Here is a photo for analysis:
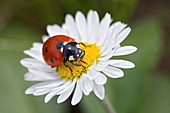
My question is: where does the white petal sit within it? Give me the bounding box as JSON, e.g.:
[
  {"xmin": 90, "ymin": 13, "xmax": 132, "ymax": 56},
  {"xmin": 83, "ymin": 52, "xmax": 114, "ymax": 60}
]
[
  {"xmin": 71, "ymin": 80, "xmax": 83, "ymax": 105},
  {"xmin": 28, "ymin": 68, "xmax": 58, "ymax": 80},
  {"xmin": 25, "ymin": 81, "xmax": 55, "ymax": 94},
  {"xmin": 44, "ymin": 81, "xmax": 71, "ymax": 103},
  {"xmin": 103, "ymin": 23, "xmax": 118, "ymax": 46},
  {"xmin": 102, "ymin": 66, "xmax": 124, "ymax": 78},
  {"xmin": 57, "ymin": 79, "xmax": 76, "ymax": 103},
  {"xmin": 20, "ymin": 58, "xmax": 55, "ymax": 72},
  {"xmin": 95, "ymin": 61, "xmax": 109, "ymax": 71},
  {"xmin": 24, "ymin": 72, "xmax": 47, "ymax": 81},
  {"xmin": 47, "ymin": 24, "xmax": 63, "ymax": 37},
  {"xmin": 64, "ymin": 14, "xmax": 79, "ymax": 40},
  {"xmin": 98, "ymin": 50, "xmax": 115, "ymax": 61},
  {"xmin": 93, "ymin": 83, "xmax": 105, "ymax": 100},
  {"xmin": 31, "ymin": 42, "xmax": 43, "ymax": 52},
  {"xmin": 99, "ymin": 45, "xmax": 121, "ymax": 61},
  {"xmin": 44, "ymin": 80, "xmax": 73, "ymax": 103},
  {"xmin": 75, "ymin": 11, "xmax": 87, "ymax": 42},
  {"xmin": 33, "ymin": 88, "xmax": 51, "ymax": 96},
  {"xmin": 100, "ymin": 22, "xmax": 127, "ymax": 56},
  {"xmin": 82, "ymin": 90, "xmax": 90, "ymax": 96},
  {"xmin": 44, "ymin": 90, "xmax": 58, "ymax": 103},
  {"xmin": 115, "ymin": 22, "xmax": 127, "ymax": 32},
  {"xmin": 113, "ymin": 27, "xmax": 131, "ymax": 46},
  {"xmin": 79, "ymin": 76, "xmax": 90, "ymax": 96},
  {"xmin": 88, "ymin": 70, "xmax": 98, "ymax": 80},
  {"xmin": 94, "ymin": 72, "xmax": 107, "ymax": 85},
  {"xmin": 57, "ymin": 79, "xmax": 76, "ymax": 95},
  {"xmin": 111, "ymin": 22, "xmax": 127, "ymax": 44},
  {"xmin": 108, "ymin": 60, "xmax": 135, "ymax": 69},
  {"xmin": 42, "ymin": 35, "xmax": 49, "ymax": 42},
  {"xmin": 36, "ymin": 79, "xmax": 65, "ymax": 89},
  {"xmin": 24, "ymin": 50, "xmax": 44, "ymax": 62},
  {"xmin": 87, "ymin": 10, "xmax": 99, "ymax": 43},
  {"xmin": 51, "ymin": 80, "xmax": 72, "ymax": 91},
  {"xmin": 83, "ymin": 78, "xmax": 93, "ymax": 92},
  {"xmin": 96, "ymin": 13, "xmax": 112, "ymax": 46},
  {"xmin": 113, "ymin": 46, "xmax": 137, "ymax": 56}
]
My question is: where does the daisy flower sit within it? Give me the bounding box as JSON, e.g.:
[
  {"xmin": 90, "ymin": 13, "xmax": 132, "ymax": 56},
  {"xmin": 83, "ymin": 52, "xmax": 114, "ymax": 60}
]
[{"xmin": 20, "ymin": 10, "xmax": 137, "ymax": 106}]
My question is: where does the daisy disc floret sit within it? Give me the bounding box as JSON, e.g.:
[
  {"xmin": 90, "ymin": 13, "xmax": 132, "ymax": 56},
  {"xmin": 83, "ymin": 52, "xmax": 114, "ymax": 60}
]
[{"xmin": 20, "ymin": 10, "xmax": 137, "ymax": 105}]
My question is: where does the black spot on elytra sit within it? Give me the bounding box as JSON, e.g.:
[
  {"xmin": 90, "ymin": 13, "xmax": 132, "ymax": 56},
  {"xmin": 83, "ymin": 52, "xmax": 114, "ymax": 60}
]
[
  {"xmin": 50, "ymin": 58, "xmax": 54, "ymax": 63},
  {"xmin": 45, "ymin": 47, "xmax": 48, "ymax": 53}
]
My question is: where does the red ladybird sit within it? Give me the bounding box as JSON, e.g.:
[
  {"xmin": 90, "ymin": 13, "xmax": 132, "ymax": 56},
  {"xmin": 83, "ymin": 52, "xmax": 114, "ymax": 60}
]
[{"xmin": 42, "ymin": 35, "xmax": 86, "ymax": 71}]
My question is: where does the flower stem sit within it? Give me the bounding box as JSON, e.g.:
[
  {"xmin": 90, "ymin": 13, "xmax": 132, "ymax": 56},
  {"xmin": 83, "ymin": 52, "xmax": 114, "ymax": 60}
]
[{"xmin": 100, "ymin": 96, "xmax": 117, "ymax": 113}]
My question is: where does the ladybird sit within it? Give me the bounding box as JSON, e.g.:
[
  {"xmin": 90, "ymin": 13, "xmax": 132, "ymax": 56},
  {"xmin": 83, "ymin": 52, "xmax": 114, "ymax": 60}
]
[{"xmin": 42, "ymin": 35, "xmax": 86, "ymax": 72}]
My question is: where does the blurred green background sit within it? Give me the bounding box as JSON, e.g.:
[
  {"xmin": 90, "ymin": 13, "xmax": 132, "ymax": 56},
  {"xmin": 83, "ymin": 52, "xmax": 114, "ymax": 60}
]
[{"xmin": 0, "ymin": 0, "xmax": 170, "ymax": 113}]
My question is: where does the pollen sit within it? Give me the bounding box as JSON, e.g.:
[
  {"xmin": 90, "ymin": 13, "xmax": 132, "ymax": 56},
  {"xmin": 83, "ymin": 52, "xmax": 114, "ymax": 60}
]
[{"xmin": 57, "ymin": 43, "xmax": 100, "ymax": 80}]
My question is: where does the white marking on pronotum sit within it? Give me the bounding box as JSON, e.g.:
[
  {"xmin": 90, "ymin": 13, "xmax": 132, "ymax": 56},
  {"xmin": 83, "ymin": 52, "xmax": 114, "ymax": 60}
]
[
  {"xmin": 68, "ymin": 47, "xmax": 71, "ymax": 50},
  {"xmin": 63, "ymin": 42, "xmax": 68, "ymax": 45},
  {"xmin": 69, "ymin": 55, "xmax": 74, "ymax": 60},
  {"xmin": 60, "ymin": 47, "xmax": 63, "ymax": 53},
  {"xmin": 76, "ymin": 44, "xmax": 80, "ymax": 48}
]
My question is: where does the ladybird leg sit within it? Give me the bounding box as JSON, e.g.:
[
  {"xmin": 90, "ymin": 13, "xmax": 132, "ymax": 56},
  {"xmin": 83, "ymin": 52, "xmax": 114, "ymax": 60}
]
[
  {"xmin": 63, "ymin": 61, "xmax": 73, "ymax": 74},
  {"xmin": 80, "ymin": 50, "xmax": 85, "ymax": 60},
  {"xmin": 78, "ymin": 42, "xmax": 91, "ymax": 47},
  {"xmin": 81, "ymin": 60, "xmax": 87, "ymax": 64},
  {"xmin": 78, "ymin": 42, "xmax": 86, "ymax": 47},
  {"xmin": 69, "ymin": 60, "xmax": 86, "ymax": 69},
  {"xmin": 80, "ymin": 50, "xmax": 87, "ymax": 64}
]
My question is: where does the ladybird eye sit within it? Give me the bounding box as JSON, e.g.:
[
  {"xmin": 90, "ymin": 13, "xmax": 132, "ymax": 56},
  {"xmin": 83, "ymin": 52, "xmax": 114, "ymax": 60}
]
[
  {"xmin": 45, "ymin": 47, "xmax": 48, "ymax": 53},
  {"xmin": 50, "ymin": 58, "xmax": 55, "ymax": 63}
]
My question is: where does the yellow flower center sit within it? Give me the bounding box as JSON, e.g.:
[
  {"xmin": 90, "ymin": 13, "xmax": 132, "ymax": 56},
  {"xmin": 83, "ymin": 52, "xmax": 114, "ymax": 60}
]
[{"xmin": 57, "ymin": 43, "xmax": 100, "ymax": 80}]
